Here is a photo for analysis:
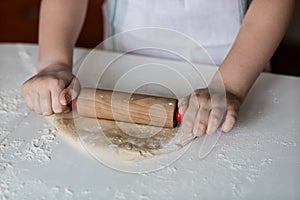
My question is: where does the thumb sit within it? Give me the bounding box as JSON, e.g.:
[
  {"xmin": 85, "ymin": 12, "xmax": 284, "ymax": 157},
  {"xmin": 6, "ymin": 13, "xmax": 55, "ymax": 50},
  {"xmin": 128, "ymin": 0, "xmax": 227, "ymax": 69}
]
[
  {"xmin": 59, "ymin": 77, "xmax": 81, "ymax": 106},
  {"xmin": 178, "ymin": 96, "xmax": 189, "ymax": 115}
]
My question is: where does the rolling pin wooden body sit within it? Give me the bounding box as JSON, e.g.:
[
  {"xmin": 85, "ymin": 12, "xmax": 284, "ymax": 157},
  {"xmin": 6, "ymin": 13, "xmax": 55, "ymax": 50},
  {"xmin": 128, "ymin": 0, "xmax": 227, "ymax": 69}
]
[{"xmin": 74, "ymin": 88, "xmax": 179, "ymax": 128}]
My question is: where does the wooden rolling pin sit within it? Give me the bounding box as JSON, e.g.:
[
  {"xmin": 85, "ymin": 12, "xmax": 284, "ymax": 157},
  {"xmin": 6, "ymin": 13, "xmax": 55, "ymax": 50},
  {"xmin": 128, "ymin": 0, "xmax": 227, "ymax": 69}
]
[{"xmin": 71, "ymin": 88, "xmax": 182, "ymax": 128}]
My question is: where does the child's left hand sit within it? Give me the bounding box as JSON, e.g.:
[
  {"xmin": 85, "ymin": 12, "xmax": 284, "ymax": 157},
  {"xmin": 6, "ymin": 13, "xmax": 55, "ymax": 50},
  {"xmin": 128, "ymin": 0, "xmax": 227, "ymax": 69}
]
[{"xmin": 178, "ymin": 88, "xmax": 241, "ymax": 136}]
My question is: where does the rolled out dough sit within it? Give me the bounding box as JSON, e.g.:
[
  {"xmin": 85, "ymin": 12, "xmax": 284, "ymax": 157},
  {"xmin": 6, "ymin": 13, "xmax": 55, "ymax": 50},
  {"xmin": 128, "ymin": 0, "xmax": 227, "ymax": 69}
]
[{"xmin": 46, "ymin": 112, "xmax": 195, "ymax": 162}]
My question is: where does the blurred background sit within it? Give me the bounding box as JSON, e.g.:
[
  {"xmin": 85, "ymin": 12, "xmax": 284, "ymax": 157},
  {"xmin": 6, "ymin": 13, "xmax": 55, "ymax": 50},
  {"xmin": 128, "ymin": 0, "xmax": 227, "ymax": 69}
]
[{"xmin": 0, "ymin": 0, "xmax": 299, "ymax": 76}]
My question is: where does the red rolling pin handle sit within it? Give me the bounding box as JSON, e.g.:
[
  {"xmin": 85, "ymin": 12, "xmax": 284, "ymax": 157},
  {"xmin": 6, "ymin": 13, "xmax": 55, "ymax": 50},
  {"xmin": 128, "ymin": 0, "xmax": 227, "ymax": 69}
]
[
  {"xmin": 70, "ymin": 100, "xmax": 77, "ymax": 110},
  {"xmin": 176, "ymin": 112, "xmax": 182, "ymax": 123}
]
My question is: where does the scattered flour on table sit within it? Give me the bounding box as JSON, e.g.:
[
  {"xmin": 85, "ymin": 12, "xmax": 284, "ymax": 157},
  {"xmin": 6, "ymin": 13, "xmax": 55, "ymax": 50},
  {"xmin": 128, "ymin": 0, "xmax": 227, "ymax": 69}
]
[
  {"xmin": 0, "ymin": 162, "xmax": 13, "ymax": 174},
  {"xmin": 0, "ymin": 127, "xmax": 9, "ymax": 142},
  {"xmin": 0, "ymin": 47, "xmax": 109, "ymax": 199},
  {"xmin": 64, "ymin": 187, "xmax": 74, "ymax": 195},
  {"xmin": 23, "ymin": 127, "xmax": 57, "ymax": 163},
  {"xmin": 138, "ymin": 194, "xmax": 150, "ymax": 200},
  {"xmin": 113, "ymin": 190, "xmax": 127, "ymax": 200},
  {"xmin": 165, "ymin": 165, "xmax": 177, "ymax": 175},
  {"xmin": 0, "ymin": 88, "xmax": 29, "ymax": 142},
  {"xmin": 0, "ymin": 121, "xmax": 59, "ymax": 199},
  {"xmin": 0, "ymin": 85, "xmax": 65, "ymax": 199},
  {"xmin": 112, "ymin": 189, "xmax": 144, "ymax": 200},
  {"xmin": 0, "ymin": 175, "xmax": 85, "ymax": 200},
  {"xmin": 0, "ymin": 163, "xmax": 20, "ymax": 200},
  {"xmin": 0, "ymin": 89, "xmax": 25, "ymax": 115},
  {"xmin": 269, "ymin": 90, "xmax": 280, "ymax": 104},
  {"xmin": 0, "ymin": 124, "xmax": 96, "ymax": 200},
  {"xmin": 0, "ymin": 179, "xmax": 10, "ymax": 200},
  {"xmin": 0, "ymin": 138, "xmax": 24, "ymax": 161},
  {"xmin": 0, "ymin": 162, "xmax": 14, "ymax": 199}
]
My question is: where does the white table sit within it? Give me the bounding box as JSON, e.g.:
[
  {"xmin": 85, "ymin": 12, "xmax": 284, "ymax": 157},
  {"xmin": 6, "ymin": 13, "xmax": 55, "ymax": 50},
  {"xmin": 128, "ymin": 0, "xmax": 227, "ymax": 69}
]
[{"xmin": 0, "ymin": 44, "xmax": 299, "ymax": 199}]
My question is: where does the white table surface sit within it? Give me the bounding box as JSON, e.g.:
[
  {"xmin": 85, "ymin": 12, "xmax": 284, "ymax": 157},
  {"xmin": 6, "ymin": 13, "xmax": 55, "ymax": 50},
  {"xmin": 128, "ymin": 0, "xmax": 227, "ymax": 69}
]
[{"xmin": 0, "ymin": 44, "xmax": 299, "ymax": 200}]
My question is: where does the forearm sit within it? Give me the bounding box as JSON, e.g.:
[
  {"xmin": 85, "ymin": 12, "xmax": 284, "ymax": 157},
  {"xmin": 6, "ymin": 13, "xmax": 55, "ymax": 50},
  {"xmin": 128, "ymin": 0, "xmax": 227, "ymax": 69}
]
[
  {"xmin": 219, "ymin": 0, "xmax": 295, "ymax": 101},
  {"xmin": 38, "ymin": 0, "xmax": 89, "ymax": 72}
]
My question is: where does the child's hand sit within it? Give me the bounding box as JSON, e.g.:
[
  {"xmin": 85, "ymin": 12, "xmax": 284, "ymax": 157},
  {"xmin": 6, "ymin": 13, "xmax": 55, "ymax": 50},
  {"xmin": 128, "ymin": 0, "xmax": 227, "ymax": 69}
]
[
  {"xmin": 22, "ymin": 66, "xmax": 80, "ymax": 115},
  {"xmin": 178, "ymin": 88, "xmax": 241, "ymax": 136}
]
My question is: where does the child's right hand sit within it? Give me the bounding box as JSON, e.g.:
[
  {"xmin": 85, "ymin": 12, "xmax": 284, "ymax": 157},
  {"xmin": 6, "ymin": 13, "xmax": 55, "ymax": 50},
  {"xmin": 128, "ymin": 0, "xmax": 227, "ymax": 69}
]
[{"xmin": 22, "ymin": 66, "xmax": 80, "ymax": 115}]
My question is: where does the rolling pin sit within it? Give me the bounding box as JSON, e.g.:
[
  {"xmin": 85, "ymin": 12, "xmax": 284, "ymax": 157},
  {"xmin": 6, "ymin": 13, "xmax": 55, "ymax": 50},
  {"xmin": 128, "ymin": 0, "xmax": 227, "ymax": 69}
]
[{"xmin": 71, "ymin": 88, "xmax": 182, "ymax": 128}]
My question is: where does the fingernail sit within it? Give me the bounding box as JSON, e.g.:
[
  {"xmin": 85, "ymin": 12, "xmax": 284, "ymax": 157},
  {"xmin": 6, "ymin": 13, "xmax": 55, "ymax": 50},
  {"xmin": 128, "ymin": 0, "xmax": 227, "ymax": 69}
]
[
  {"xmin": 65, "ymin": 94, "xmax": 71, "ymax": 104},
  {"xmin": 53, "ymin": 106, "xmax": 63, "ymax": 113},
  {"xmin": 192, "ymin": 127, "xmax": 198, "ymax": 137},
  {"xmin": 206, "ymin": 125, "xmax": 213, "ymax": 135},
  {"xmin": 43, "ymin": 112, "xmax": 50, "ymax": 116},
  {"xmin": 221, "ymin": 123, "xmax": 230, "ymax": 132},
  {"xmin": 206, "ymin": 130, "xmax": 212, "ymax": 135},
  {"xmin": 179, "ymin": 106, "xmax": 183, "ymax": 114}
]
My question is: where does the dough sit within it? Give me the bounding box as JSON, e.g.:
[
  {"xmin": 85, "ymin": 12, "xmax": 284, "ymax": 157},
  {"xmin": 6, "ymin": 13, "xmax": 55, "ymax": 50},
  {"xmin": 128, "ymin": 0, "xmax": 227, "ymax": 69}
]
[{"xmin": 46, "ymin": 112, "xmax": 195, "ymax": 162}]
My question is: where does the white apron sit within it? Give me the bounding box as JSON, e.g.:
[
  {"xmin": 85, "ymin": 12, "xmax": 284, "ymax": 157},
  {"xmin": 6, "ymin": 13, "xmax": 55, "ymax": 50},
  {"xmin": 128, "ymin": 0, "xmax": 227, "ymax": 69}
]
[{"xmin": 102, "ymin": 0, "xmax": 249, "ymax": 65}]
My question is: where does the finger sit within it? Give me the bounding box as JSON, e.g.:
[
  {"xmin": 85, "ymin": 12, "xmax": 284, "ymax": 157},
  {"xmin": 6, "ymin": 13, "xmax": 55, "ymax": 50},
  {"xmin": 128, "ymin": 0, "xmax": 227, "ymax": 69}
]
[
  {"xmin": 23, "ymin": 93, "xmax": 33, "ymax": 111},
  {"xmin": 207, "ymin": 107, "xmax": 224, "ymax": 135},
  {"xmin": 221, "ymin": 109, "xmax": 238, "ymax": 132},
  {"xmin": 22, "ymin": 84, "xmax": 33, "ymax": 110},
  {"xmin": 193, "ymin": 107, "xmax": 210, "ymax": 136},
  {"xmin": 39, "ymin": 90, "xmax": 53, "ymax": 115},
  {"xmin": 51, "ymin": 89, "xmax": 63, "ymax": 113},
  {"xmin": 32, "ymin": 93, "xmax": 42, "ymax": 114},
  {"xmin": 59, "ymin": 77, "xmax": 80, "ymax": 106},
  {"xmin": 181, "ymin": 92, "xmax": 199, "ymax": 134},
  {"xmin": 178, "ymin": 96, "xmax": 189, "ymax": 115},
  {"xmin": 59, "ymin": 90, "xmax": 72, "ymax": 106}
]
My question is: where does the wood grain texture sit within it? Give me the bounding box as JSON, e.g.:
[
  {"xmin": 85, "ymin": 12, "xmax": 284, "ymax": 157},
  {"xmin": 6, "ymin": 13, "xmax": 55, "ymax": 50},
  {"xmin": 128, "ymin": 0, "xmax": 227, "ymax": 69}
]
[{"xmin": 77, "ymin": 88, "xmax": 178, "ymax": 128}]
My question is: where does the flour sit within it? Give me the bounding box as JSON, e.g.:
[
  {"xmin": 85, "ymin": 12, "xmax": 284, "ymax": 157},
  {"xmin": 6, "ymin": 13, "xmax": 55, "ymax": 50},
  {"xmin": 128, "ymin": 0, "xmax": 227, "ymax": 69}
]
[
  {"xmin": 0, "ymin": 162, "xmax": 13, "ymax": 174},
  {"xmin": 64, "ymin": 187, "xmax": 74, "ymax": 195},
  {"xmin": 0, "ymin": 45, "xmax": 70, "ymax": 199},
  {"xmin": 0, "ymin": 180, "xmax": 9, "ymax": 200},
  {"xmin": 274, "ymin": 140, "xmax": 297, "ymax": 147},
  {"xmin": 230, "ymin": 182, "xmax": 242, "ymax": 198},
  {"xmin": 0, "ymin": 88, "xmax": 29, "ymax": 152},
  {"xmin": 81, "ymin": 189, "xmax": 91, "ymax": 195},
  {"xmin": 165, "ymin": 165, "xmax": 177, "ymax": 175},
  {"xmin": 0, "ymin": 127, "xmax": 9, "ymax": 143},
  {"xmin": 269, "ymin": 90, "xmax": 280, "ymax": 104},
  {"xmin": 0, "ymin": 161, "xmax": 18, "ymax": 200},
  {"xmin": 17, "ymin": 44, "xmax": 37, "ymax": 75},
  {"xmin": 138, "ymin": 194, "xmax": 150, "ymax": 200},
  {"xmin": 1, "ymin": 44, "xmax": 299, "ymax": 199},
  {"xmin": 23, "ymin": 127, "xmax": 57, "ymax": 163},
  {"xmin": 0, "ymin": 126, "xmax": 58, "ymax": 198},
  {"xmin": 0, "ymin": 138, "xmax": 24, "ymax": 161},
  {"xmin": 0, "ymin": 89, "xmax": 25, "ymax": 115},
  {"xmin": 112, "ymin": 190, "xmax": 128, "ymax": 200}
]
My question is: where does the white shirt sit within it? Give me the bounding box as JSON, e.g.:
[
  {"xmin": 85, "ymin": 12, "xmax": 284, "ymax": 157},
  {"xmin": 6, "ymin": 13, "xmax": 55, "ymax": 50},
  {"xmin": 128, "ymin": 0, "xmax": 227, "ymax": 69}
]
[{"xmin": 102, "ymin": 0, "xmax": 249, "ymax": 65}]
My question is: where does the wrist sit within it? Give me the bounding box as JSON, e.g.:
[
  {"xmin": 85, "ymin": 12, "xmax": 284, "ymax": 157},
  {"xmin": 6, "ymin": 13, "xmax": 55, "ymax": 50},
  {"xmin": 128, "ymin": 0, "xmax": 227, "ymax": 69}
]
[
  {"xmin": 208, "ymin": 70, "xmax": 247, "ymax": 103},
  {"xmin": 222, "ymin": 83, "xmax": 247, "ymax": 103},
  {"xmin": 38, "ymin": 62, "xmax": 72, "ymax": 73}
]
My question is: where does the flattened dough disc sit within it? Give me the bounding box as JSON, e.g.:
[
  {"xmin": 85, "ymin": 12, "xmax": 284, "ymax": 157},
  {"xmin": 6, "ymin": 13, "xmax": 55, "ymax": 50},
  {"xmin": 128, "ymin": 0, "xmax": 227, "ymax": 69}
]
[{"xmin": 46, "ymin": 112, "xmax": 195, "ymax": 163}]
